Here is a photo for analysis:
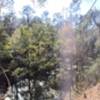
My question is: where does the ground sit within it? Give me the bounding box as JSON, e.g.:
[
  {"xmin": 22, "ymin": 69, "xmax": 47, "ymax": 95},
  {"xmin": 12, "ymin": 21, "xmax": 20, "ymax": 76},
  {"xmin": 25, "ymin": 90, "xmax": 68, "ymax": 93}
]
[{"xmin": 74, "ymin": 83, "xmax": 100, "ymax": 100}]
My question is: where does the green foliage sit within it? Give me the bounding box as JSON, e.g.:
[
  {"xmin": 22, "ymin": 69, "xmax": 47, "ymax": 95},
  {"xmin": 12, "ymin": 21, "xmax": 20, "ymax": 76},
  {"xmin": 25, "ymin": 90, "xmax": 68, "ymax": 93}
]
[{"xmin": 0, "ymin": 15, "xmax": 59, "ymax": 99}]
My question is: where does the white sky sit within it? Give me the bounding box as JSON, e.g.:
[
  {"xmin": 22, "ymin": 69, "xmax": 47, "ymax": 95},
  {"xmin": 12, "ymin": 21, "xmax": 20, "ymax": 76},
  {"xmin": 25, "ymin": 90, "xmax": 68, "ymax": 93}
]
[
  {"xmin": 14, "ymin": 0, "xmax": 34, "ymax": 17},
  {"xmin": 13, "ymin": 0, "xmax": 100, "ymax": 18},
  {"xmin": 14, "ymin": 0, "xmax": 72, "ymax": 17},
  {"xmin": 80, "ymin": 0, "xmax": 100, "ymax": 15}
]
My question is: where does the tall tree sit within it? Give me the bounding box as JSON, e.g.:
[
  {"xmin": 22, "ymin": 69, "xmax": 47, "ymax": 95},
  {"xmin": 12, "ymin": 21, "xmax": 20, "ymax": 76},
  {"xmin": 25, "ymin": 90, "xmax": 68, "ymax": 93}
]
[{"xmin": 2, "ymin": 17, "xmax": 60, "ymax": 99}]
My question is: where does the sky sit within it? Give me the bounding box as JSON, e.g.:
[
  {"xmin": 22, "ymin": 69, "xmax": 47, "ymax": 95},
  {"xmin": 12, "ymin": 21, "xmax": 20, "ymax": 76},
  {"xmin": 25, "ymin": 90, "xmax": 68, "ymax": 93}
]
[
  {"xmin": 81, "ymin": 0, "xmax": 100, "ymax": 14},
  {"xmin": 12, "ymin": 0, "xmax": 100, "ymax": 18},
  {"xmin": 13, "ymin": 0, "xmax": 72, "ymax": 18}
]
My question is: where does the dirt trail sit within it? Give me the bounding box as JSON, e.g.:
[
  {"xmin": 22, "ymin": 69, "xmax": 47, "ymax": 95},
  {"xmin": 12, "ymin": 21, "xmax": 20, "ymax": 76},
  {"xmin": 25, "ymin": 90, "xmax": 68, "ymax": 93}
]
[{"xmin": 75, "ymin": 83, "xmax": 100, "ymax": 100}]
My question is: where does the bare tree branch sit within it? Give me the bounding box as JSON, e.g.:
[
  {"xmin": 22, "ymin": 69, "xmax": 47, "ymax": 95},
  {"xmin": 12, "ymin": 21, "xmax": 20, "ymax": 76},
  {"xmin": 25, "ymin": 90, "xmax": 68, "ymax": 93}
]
[
  {"xmin": 0, "ymin": 66, "xmax": 11, "ymax": 87},
  {"xmin": 80, "ymin": 0, "xmax": 98, "ymax": 23}
]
